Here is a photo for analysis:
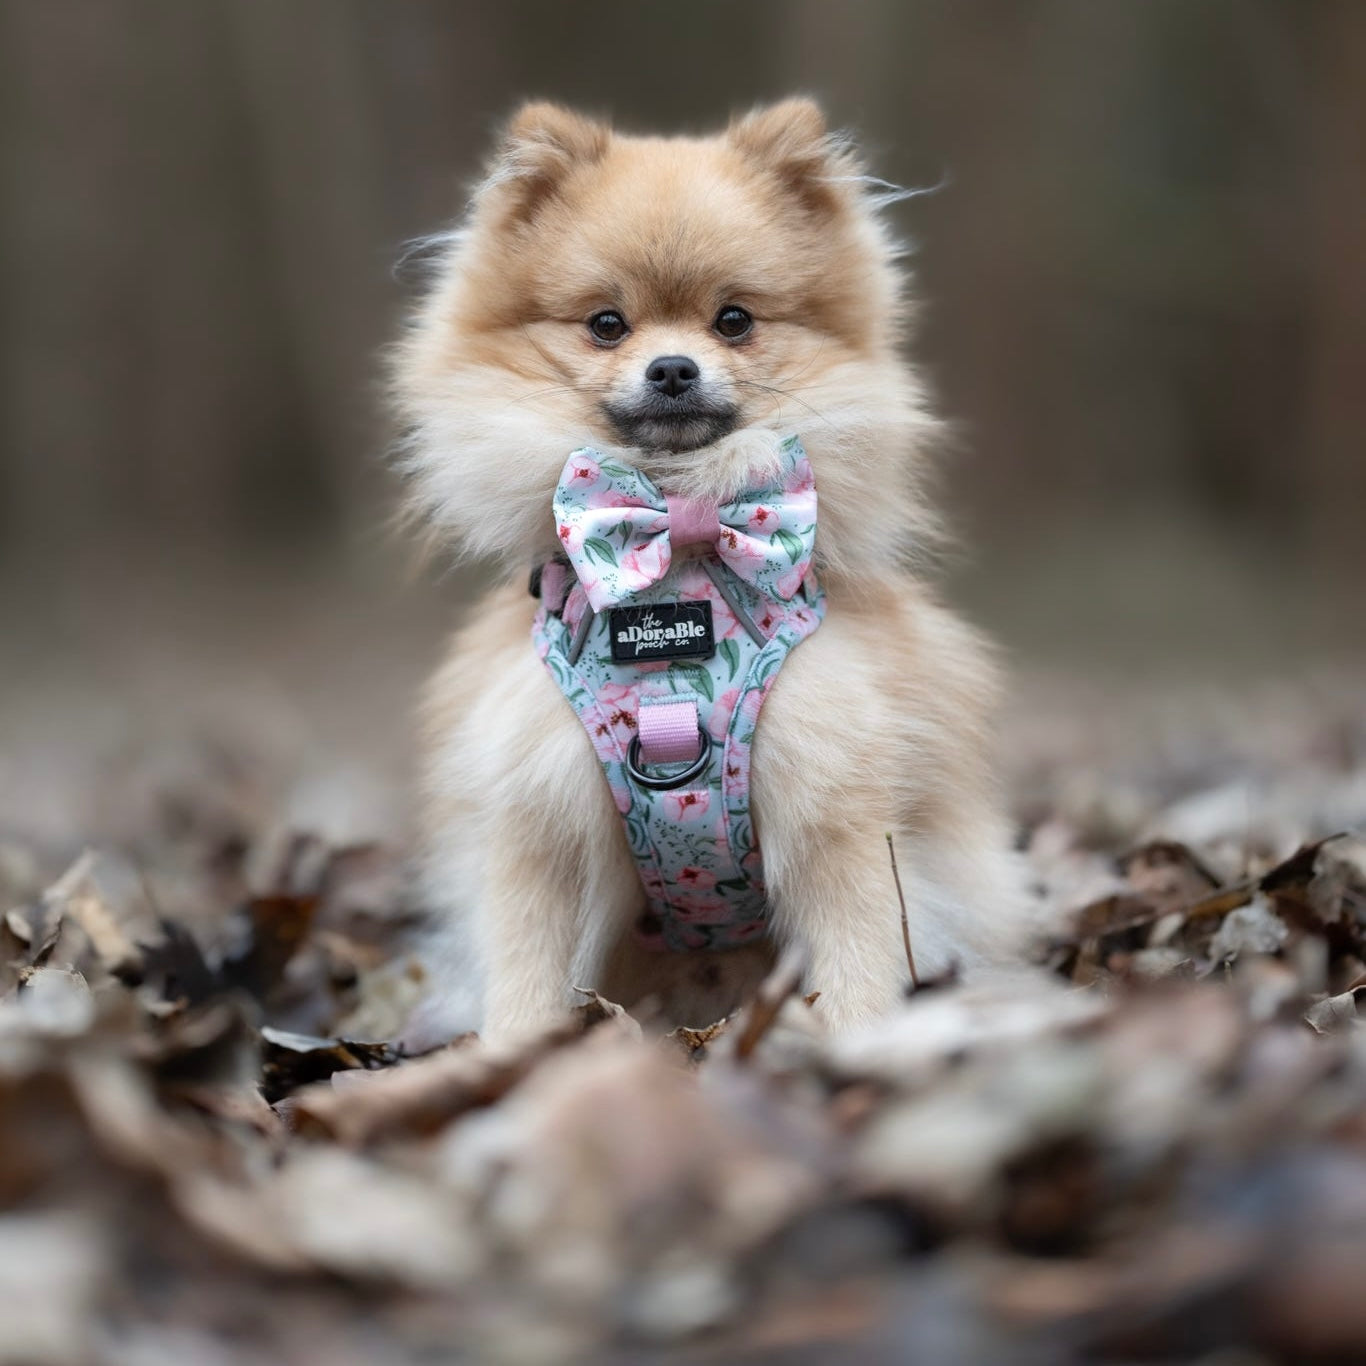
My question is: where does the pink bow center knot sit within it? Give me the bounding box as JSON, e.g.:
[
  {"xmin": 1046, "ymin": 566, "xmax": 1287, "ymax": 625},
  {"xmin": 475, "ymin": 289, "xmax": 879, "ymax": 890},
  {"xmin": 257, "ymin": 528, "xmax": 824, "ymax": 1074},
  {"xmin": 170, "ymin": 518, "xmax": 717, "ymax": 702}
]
[{"xmin": 664, "ymin": 495, "xmax": 720, "ymax": 551}]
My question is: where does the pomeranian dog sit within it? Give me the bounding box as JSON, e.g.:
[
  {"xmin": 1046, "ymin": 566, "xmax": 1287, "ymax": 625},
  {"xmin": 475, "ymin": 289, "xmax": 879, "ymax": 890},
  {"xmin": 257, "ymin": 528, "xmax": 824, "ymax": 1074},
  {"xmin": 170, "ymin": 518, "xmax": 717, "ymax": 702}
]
[{"xmin": 391, "ymin": 98, "xmax": 1031, "ymax": 1046}]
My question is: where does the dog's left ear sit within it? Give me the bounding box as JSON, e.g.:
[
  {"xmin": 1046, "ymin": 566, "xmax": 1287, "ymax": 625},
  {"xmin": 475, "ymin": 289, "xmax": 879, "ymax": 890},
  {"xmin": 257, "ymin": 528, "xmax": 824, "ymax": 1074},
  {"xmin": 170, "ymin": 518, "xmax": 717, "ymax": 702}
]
[{"xmin": 727, "ymin": 98, "xmax": 852, "ymax": 210}]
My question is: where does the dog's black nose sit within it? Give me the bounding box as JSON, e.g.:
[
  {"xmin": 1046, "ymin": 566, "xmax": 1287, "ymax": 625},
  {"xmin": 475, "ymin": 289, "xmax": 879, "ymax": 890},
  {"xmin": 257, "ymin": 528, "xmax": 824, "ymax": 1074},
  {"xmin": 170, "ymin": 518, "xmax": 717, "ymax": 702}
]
[{"xmin": 645, "ymin": 355, "xmax": 700, "ymax": 398}]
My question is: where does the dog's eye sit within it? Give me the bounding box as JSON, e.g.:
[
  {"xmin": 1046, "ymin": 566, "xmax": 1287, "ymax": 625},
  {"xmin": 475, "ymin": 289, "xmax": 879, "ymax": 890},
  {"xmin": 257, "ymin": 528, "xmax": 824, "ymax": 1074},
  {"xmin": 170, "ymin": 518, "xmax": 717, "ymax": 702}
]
[
  {"xmin": 587, "ymin": 311, "xmax": 629, "ymax": 345},
  {"xmin": 714, "ymin": 305, "xmax": 753, "ymax": 341}
]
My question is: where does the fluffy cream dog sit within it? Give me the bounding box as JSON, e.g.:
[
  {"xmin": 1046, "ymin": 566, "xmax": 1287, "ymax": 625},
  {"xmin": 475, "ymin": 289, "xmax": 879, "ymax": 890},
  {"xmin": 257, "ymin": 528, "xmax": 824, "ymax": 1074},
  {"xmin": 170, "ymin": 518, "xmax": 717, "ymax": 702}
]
[{"xmin": 392, "ymin": 98, "xmax": 1030, "ymax": 1045}]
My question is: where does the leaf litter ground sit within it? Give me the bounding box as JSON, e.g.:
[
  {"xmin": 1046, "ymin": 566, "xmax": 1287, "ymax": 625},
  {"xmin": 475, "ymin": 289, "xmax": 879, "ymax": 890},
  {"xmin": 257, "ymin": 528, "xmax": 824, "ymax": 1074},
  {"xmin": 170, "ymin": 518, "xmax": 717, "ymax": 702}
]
[{"xmin": 2, "ymin": 684, "xmax": 1366, "ymax": 1365}]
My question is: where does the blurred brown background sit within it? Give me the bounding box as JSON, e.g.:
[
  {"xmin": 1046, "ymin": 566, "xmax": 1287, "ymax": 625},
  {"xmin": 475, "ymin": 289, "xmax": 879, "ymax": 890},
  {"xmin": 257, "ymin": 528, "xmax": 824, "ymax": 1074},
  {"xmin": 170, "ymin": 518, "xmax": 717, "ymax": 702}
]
[{"xmin": 1, "ymin": 0, "xmax": 1363, "ymax": 855}]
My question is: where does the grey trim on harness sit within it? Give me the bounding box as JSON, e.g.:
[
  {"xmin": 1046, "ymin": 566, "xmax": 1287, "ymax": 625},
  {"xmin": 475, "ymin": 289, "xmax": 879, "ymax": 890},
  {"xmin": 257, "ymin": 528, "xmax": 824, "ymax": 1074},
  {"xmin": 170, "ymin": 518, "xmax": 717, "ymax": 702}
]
[
  {"xmin": 700, "ymin": 560, "xmax": 767, "ymax": 647},
  {"xmin": 566, "ymin": 603, "xmax": 596, "ymax": 666}
]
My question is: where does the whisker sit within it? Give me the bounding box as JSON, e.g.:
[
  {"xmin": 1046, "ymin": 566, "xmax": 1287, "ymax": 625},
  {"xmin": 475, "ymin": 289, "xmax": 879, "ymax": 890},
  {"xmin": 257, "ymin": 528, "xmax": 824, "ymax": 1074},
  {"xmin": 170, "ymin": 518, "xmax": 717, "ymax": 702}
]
[
  {"xmin": 508, "ymin": 381, "xmax": 612, "ymax": 405},
  {"xmin": 735, "ymin": 378, "xmax": 836, "ymax": 429},
  {"xmin": 517, "ymin": 322, "xmax": 576, "ymax": 385},
  {"xmin": 766, "ymin": 337, "xmax": 828, "ymax": 392}
]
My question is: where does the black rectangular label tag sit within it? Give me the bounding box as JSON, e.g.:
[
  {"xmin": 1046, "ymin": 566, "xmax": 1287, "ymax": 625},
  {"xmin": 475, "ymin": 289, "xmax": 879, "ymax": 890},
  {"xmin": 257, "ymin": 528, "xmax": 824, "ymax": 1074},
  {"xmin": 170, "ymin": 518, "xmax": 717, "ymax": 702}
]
[{"xmin": 608, "ymin": 601, "xmax": 715, "ymax": 664}]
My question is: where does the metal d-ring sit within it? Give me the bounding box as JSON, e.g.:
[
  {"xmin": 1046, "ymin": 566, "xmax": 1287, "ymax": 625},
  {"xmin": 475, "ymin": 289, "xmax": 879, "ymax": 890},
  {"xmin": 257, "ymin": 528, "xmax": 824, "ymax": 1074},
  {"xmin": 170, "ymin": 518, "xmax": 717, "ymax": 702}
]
[{"xmin": 626, "ymin": 729, "xmax": 713, "ymax": 790}]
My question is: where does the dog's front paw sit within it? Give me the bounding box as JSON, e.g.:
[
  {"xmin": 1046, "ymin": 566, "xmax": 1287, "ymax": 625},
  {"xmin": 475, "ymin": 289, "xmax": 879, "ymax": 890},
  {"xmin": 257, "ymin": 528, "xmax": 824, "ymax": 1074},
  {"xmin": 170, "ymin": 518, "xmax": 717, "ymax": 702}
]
[
  {"xmin": 710, "ymin": 427, "xmax": 785, "ymax": 492},
  {"xmin": 396, "ymin": 991, "xmax": 479, "ymax": 1055},
  {"xmin": 805, "ymin": 993, "xmax": 890, "ymax": 1037}
]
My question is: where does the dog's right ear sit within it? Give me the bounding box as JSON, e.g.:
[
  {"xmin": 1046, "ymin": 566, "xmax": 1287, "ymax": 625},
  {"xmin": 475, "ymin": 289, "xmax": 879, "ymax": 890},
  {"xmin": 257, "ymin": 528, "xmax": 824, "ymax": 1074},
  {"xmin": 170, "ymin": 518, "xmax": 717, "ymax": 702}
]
[{"xmin": 481, "ymin": 102, "xmax": 611, "ymax": 223}]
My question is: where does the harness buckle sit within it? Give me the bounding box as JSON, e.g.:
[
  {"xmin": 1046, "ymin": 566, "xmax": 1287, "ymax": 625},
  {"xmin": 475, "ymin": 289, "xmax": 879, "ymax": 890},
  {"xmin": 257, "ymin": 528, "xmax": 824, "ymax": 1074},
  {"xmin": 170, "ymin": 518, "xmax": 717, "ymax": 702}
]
[{"xmin": 626, "ymin": 729, "xmax": 713, "ymax": 790}]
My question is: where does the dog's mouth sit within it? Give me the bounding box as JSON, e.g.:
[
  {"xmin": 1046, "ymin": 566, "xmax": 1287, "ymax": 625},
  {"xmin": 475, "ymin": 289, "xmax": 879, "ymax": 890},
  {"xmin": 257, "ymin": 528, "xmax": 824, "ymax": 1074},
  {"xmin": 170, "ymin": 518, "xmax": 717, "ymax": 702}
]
[{"xmin": 602, "ymin": 398, "xmax": 740, "ymax": 454}]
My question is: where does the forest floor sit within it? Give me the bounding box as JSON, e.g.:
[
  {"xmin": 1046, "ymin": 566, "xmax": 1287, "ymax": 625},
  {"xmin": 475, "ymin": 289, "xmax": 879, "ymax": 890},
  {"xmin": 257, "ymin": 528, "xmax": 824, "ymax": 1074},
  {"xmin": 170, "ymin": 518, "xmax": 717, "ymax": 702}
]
[{"xmin": 2, "ymin": 563, "xmax": 1365, "ymax": 1365}]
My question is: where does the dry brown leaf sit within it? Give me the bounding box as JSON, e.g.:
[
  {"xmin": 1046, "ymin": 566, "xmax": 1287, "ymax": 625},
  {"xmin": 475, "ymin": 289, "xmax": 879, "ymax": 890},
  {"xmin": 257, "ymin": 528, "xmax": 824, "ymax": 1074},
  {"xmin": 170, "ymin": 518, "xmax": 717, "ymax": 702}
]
[
  {"xmin": 667, "ymin": 1017, "xmax": 731, "ymax": 1059},
  {"xmin": 285, "ymin": 1035, "xmax": 528, "ymax": 1145},
  {"xmin": 66, "ymin": 890, "xmax": 144, "ymax": 983},
  {"xmin": 1304, "ymin": 988, "xmax": 1363, "ymax": 1034}
]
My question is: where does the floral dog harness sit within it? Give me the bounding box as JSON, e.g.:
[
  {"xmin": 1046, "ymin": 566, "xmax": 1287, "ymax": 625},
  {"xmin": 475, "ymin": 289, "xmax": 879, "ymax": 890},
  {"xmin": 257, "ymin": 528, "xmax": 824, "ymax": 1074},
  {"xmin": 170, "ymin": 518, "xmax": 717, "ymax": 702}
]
[{"xmin": 532, "ymin": 436, "xmax": 825, "ymax": 951}]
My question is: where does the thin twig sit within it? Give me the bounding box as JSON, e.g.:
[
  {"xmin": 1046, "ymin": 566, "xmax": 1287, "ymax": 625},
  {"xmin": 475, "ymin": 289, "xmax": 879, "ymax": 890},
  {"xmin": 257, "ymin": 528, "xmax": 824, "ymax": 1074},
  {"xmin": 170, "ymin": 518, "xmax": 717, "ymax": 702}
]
[
  {"xmin": 886, "ymin": 832, "xmax": 920, "ymax": 991},
  {"xmin": 733, "ymin": 945, "xmax": 806, "ymax": 1061}
]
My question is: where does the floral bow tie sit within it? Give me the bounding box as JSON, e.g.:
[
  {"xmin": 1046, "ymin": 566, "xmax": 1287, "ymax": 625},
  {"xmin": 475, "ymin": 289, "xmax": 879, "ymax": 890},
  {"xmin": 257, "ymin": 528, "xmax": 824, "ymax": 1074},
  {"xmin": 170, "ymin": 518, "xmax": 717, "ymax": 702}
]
[{"xmin": 553, "ymin": 436, "xmax": 818, "ymax": 612}]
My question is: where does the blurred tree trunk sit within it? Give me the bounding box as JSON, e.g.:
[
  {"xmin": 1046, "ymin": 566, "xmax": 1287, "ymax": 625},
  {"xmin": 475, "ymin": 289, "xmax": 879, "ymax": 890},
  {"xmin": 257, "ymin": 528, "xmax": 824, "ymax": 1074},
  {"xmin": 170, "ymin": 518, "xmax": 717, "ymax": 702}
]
[
  {"xmin": 1302, "ymin": 1, "xmax": 1366, "ymax": 583},
  {"xmin": 223, "ymin": 0, "xmax": 512, "ymax": 549},
  {"xmin": 0, "ymin": 1, "xmax": 502, "ymax": 566},
  {"xmin": 0, "ymin": 1, "xmax": 318, "ymax": 562}
]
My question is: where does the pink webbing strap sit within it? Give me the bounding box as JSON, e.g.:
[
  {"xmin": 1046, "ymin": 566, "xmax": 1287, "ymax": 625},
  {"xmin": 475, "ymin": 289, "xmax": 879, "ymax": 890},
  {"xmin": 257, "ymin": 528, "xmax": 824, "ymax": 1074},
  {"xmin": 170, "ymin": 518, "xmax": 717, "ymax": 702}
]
[
  {"xmin": 633, "ymin": 499, "xmax": 713, "ymax": 769},
  {"xmin": 637, "ymin": 697, "xmax": 702, "ymax": 765},
  {"xmin": 539, "ymin": 561, "xmax": 570, "ymax": 614},
  {"xmin": 665, "ymin": 495, "xmax": 720, "ymax": 551},
  {"xmin": 629, "ymin": 497, "xmax": 715, "ymax": 768}
]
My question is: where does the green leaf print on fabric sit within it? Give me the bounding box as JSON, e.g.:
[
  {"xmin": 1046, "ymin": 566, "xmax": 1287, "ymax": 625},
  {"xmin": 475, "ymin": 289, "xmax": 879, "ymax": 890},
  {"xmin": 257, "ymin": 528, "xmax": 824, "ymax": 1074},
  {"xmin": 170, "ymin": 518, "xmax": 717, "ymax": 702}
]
[
  {"xmin": 714, "ymin": 877, "xmax": 751, "ymax": 893},
  {"xmin": 583, "ymin": 536, "xmax": 616, "ymax": 566},
  {"xmin": 718, "ymin": 638, "xmax": 740, "ymax": 679},
  {"xmin": 676, "ymin": 665, "xmax": 714, "ymax": 702},
  {"xmin": 773, "ymin": 527, "xmax": 805, "ymax": 565}
]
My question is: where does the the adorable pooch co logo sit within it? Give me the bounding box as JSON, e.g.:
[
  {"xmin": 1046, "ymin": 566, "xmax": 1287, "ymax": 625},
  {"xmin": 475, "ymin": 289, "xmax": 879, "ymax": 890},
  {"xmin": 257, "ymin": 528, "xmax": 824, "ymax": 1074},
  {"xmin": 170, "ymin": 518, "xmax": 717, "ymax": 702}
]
[{"xmin": 608, "ymin": 602, "xmax": 716, "ymax": 663}]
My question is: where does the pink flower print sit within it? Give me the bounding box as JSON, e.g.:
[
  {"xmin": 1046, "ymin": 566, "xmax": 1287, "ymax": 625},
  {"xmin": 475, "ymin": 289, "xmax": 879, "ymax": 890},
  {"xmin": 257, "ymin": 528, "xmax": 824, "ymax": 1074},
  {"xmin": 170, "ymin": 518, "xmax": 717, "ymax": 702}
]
[
  {"xmin": 774, "ymin": 566, "xmax": 806, "ymax": 599},
  {"xmin": 558, "ymin": 521, "xmax": 585, "ymax": 555},
  {"xmin": 586, "ymin": 489, "xmax": 654, "ymax": 511},
  {"xmin": 619, "ymin": 537, "xmax": 669, "ymax": 592},
  {"xmin": 711, "ymin": 596, "xmax": 742, "ymax": 640},
  {"xmin": 727, "ymin": 920, "xmax": 766, "ymax": 942},
  {"xmin": 708, "ymin": 688, "xmax": 740, "ymax": 741},
  {"xmin": 729, "ymin": 759, "xmax": 753, "ymax": 795},
  {"xmin": 567, "ymin": 457, "xmax": 601, "ymax": 485},
  {"xmin": 756, "ymin": 608, "xmax": 777, "ymax": 634},
  {"xmin": 717, "ymin": 527, "xmax": 769, "ymax": 580},
  {"xmin": 574, "ymin": 566, "xmax": 604, "ymax": 607},
  {"xmin": 675, "ymin": 865, "xmax": 716, "ymax": 892},
  {"xmin": 663, "ymin": 787, "xmax": 711, "ymax": 823},
  {"xmin": 594, "ymin": 683, "xmax": 638, "ymax": 740},
  {"xmin": 739, "ymin": 688, "xmax": 765, "ymax": 727},
  {"xmin": 789, "ymin": 457, "xmax": 816, "ymax": 494},
  {"xmin": 607, "ymin": 708, "xmax": 637, "ymax": 739},
  {"xmin": 673, "ymin": 893, "xmax": 734, "ymax": 925},
  {"xmin": 747, "ymin": 504, "xmax": 777, "ymax": 533}
]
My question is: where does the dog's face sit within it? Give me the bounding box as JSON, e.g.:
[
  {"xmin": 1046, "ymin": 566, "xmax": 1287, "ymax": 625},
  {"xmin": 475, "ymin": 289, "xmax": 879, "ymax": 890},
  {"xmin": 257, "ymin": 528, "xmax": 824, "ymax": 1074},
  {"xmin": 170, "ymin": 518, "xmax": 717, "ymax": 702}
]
[
  {"xmin": 394, "ymin": 99, "xmax": 933, "ymax": 576},
  {"xmin": 451, "ymin": 99, "xmax": 897, "ymax": 456}
]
